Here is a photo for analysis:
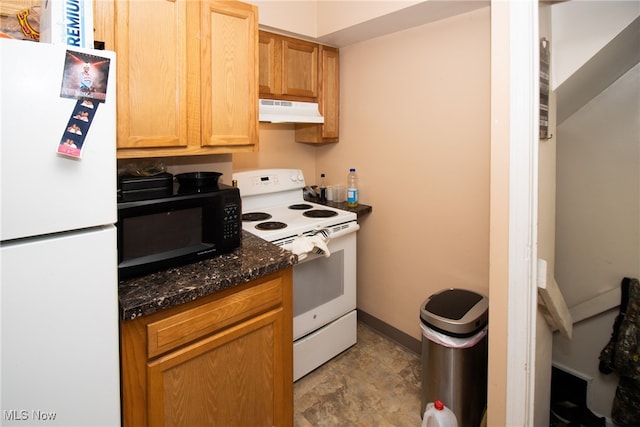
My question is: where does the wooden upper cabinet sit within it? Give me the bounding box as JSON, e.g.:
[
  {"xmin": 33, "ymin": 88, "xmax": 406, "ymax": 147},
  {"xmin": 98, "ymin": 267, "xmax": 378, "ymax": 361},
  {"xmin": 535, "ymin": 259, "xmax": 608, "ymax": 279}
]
[
  {"xmin": 199, "ymin": 0, "xmax": 259, "ymax": 148},
  {"xmin": 94, "ymin": 0, "xmax": 258, "ymax": 159},
  {"xmin": 256, "ymin": 30, "xmax": 340, "ymax": 143},
  {"xmin": 295, "ymin": 45, "xmax": 340, "ymax": 144},
  {"xmin": 259, "ymin": 31, "xmax": 318, "ymax": 101},
  {"xmin": 259, "ymin": 32, "xmax": 281, "ymax": 95},
  {"xmin": 115, "ymin": 0, "xmax": 189, "ymax": 151},
  {"xmin": 282, "ymin": 37, "xmax": 318, "ymax": 98}
]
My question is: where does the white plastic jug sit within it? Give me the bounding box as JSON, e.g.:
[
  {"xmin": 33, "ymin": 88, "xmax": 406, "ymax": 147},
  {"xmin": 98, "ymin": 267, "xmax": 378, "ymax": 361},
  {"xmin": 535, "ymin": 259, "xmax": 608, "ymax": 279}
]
[{"xmin": 421, "ymin": 400, "xmax": 458, "ymax": 427}]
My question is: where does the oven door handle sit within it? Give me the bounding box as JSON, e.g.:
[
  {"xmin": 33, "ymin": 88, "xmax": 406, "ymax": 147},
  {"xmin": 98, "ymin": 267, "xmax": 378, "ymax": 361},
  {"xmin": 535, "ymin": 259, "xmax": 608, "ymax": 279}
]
[{"xmin": 314, "ymin": 223, "xmax": 360, "ymax": 241}]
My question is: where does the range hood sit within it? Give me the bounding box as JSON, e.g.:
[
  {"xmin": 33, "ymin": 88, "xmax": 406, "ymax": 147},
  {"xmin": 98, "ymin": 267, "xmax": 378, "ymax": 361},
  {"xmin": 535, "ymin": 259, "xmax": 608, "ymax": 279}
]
[{"xmin": 259, "ymin": 99, "xmax": 324, "ymax": 123}]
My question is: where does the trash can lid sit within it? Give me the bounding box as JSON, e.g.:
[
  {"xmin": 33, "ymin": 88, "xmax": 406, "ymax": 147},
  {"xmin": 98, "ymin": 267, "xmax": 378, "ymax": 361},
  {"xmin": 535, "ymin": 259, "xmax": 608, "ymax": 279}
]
[{"xmin": 420, "ymin": 288, "xmax": 488, "ymax": 337}]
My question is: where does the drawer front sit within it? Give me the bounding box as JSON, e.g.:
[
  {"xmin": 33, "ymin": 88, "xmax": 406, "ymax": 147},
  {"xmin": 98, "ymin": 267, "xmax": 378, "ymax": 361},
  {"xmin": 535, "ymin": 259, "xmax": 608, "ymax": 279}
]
[{"xmin": 147, "ymin": 276, "xmax": 283, "ymax": 358}]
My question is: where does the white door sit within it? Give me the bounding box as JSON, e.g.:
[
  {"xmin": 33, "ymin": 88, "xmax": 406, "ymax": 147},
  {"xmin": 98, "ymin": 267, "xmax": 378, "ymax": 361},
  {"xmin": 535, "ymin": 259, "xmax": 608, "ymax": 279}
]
[
  {"xmin": 1, "ymin": 226, "xmax": 120, "ymax": 426},
  {"xmin": 0, "ymin": 39, "xmax": 116, "ymax": 241}
]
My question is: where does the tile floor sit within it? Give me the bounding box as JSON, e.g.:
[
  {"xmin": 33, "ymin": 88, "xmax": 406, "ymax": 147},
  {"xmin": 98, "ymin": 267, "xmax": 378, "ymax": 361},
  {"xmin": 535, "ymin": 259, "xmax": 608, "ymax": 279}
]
[{"xmin": 294, "ymin": 321, "xmax": 423, "ymax": 427}]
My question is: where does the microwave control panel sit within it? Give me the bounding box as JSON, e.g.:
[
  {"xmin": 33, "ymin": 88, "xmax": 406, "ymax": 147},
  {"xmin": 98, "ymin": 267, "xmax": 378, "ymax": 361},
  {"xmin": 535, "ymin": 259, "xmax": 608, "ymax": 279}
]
[{"xmin": 222, "ymin": 201, "xmax": 241, "ymax": 241}]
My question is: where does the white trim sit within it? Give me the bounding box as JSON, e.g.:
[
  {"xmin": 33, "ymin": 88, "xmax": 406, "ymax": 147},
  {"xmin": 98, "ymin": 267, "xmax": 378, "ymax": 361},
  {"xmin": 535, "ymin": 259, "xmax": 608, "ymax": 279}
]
[
  {"xmin": 505, "ymin": 0, "xmax": 540, "ymax": 425},
  {"xmin": 569, "ymin": 287, "xmax": 621, "ymax": 324},
  {"xmin": 551, "ymin": 361, "xmax": 593, "ymax": 383}
]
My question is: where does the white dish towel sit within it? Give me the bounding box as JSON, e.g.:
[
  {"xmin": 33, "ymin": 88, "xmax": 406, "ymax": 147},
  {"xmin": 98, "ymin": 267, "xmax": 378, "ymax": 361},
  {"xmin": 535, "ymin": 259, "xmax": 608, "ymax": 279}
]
[{"xmin": 289, "ymin": 232, "xmax": 330, "ymax": 261}]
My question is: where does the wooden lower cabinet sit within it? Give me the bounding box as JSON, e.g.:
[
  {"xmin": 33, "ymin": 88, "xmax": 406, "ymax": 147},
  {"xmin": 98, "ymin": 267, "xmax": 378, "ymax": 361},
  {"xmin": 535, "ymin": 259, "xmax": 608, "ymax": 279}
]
[{"xmin": 120, "ymin": 269, "xmax": 293, "ymax": 427}]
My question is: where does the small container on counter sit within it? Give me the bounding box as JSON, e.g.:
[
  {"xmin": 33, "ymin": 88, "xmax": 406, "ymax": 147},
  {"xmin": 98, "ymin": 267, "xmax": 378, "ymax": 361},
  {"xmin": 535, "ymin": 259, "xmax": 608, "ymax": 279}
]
[
  {"xmin": 333, "ymin": 184, "xmax": 345, "ymax": 203},
  {"xmin": 319, "ymin": 173, "xmax": 327, "ymax": 202}
]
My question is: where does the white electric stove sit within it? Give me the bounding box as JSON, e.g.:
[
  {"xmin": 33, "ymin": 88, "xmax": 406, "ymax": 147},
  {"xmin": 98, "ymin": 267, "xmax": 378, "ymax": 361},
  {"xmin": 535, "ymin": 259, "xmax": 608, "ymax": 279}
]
[
  {"xmin": 234, "ymin": 169, "xmax": 359, "ymax": 245},
  {"xmin": 233, "ymin": 169, "xmax": 359, "ymax": 380}
]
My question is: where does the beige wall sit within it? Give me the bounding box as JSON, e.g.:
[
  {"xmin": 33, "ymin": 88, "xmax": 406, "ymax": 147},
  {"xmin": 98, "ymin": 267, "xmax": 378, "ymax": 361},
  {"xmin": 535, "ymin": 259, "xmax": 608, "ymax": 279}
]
[
  {"xmin": 245, "ymin": 0, "xmax": 318, "ymax": 38},
  {"xmin": 233, "ymin": 123, "xmax": 317, "ymax": 180},
  {"xmin": 554, "ymin": 62, "xmax": 640, "ymax": 419},
  {"xmin": 233, "ymin": 7, "xmax": 491, "ymax": 341},
  {"xmin": 316, "ymin": 7, "xmax": 491, "ymax": 338},
  {"xmin": 487, "ymin": 3, "xmax": 510, "ymax": 424}
]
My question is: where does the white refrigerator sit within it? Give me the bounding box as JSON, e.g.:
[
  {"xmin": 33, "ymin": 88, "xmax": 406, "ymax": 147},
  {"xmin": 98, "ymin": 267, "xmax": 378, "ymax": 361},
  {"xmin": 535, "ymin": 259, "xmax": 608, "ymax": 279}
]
[{"xmin": 0, "ymin": 39, "xmax": 120, "ymax": 426}]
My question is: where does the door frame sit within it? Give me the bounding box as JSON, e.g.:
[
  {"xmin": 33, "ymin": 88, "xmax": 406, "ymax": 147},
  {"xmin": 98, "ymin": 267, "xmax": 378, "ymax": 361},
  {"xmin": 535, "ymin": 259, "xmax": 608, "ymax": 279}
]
[{"xmin": 489, "ymin": 1, "xmax": 539, "ymax": 425}]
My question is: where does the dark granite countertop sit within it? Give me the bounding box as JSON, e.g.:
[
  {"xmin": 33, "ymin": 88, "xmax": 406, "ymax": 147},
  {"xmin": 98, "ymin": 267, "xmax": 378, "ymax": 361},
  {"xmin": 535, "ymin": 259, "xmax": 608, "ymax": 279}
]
[
  {"xmin": 118, "ymin": 231, "xmax": 297, "ymax": 321},
  {"xmin": 303, "ymin": 195, "xmax": 372, "ymax": 218}
]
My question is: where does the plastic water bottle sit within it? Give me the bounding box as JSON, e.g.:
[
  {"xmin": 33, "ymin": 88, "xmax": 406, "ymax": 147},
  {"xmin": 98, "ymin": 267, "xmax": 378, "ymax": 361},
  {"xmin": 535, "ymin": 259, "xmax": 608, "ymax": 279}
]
[
  {"xmin": 421, "ymin": 400, "xmax": 458, "ymax": 427},
  {"xmin": 347, "ymin": 168, "xmax": 358, "ymax": 207}
]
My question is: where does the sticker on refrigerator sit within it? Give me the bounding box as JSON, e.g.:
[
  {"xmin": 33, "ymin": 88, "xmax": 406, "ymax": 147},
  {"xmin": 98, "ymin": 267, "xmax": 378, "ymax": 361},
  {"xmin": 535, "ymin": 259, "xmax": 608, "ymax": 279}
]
[{"xmin": 57, "ymin": 50, "xmax": 111, "ymax": 159}]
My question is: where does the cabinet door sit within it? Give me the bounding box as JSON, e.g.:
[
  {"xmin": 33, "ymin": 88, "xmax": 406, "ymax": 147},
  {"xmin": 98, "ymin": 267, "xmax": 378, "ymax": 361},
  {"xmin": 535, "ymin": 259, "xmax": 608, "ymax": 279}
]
[
  {"xmin": 120, "ymin": 269, "xmax": 293, "ymax": 427},
  {"xmin": 258, "ymin": 32, "xmax": 281, "ymax": 96},
  {"xmin": 200, "ymin": 0, "xmax": 258, "ymax": 149},
  {"xmin": 147, "ymin": 309, "xmax": 287, "ymax": 427},
  {"xmin": 114, "ymin": 0, "xmax": 189, "ymax": 150},
  {"xmin": 295, "ymin": 46, "xmax": 340, "ymax": 143},
  {"xmin": 281, "ymin": 37, "xmax": 318, "ymax": 98},
  {"xmin": 258, "ymin": 31, "xmax": 318, "ymax": 101},
  {"xmin": 318, "ymin": 46, "xmax": 339, "ymax": 139}
]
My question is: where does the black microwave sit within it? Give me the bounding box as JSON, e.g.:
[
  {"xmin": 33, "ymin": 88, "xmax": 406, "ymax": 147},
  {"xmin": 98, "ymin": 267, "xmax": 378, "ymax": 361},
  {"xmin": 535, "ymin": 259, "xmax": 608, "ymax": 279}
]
[{"xmin": 117, "ymin": 185, "xmax": 241, "ymax": 280}]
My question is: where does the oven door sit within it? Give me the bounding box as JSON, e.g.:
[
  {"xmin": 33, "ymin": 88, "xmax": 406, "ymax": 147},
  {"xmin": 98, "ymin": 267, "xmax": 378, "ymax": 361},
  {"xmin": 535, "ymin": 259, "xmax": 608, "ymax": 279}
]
[{"xmin": 292, "ymin": 230, "xmax": 357, "ymax": 340}]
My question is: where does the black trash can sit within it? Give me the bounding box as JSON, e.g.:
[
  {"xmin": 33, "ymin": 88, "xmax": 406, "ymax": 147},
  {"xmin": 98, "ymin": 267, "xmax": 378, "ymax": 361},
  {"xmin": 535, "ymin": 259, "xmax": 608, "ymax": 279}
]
[{"xmin": 420, "ymin": 288, "xmax": 488, "ymax": 427}]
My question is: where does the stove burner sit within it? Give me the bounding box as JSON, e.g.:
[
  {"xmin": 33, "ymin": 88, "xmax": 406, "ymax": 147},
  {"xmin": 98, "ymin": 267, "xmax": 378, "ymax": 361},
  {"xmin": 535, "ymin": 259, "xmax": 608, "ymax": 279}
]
[
  {"xmin": 289, "ymin": 203, "xmax": 313, "ymax": 210},
  {"xmin": 242, "ymin": 212, "xmax": 272, "ymax": 222},
  {"xmin": 303, "ymin": 209, "xmax": 339, "ymax": 218},
  {"xmin": 255, "ymin": 221, "xmax": 287, "ymax": 230}
]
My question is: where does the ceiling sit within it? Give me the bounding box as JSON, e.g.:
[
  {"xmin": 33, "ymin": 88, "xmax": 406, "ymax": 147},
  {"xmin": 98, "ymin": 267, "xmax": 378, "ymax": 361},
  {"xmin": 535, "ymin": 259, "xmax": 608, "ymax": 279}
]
[
  {"xmin": 556, "ymin": 16, "xmax": 640, "ymax": 124},
  {"xmin": 314, "ymin": 1, "xmax": 489, "ymax": 48}
]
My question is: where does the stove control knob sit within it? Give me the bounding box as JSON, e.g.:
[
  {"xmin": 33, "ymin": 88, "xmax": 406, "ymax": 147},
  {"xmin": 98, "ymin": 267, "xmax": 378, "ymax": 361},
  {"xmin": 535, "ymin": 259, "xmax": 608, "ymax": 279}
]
[{"xmin": 291, "ymin": 173, "xmax": 302, "ymax": 183}]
